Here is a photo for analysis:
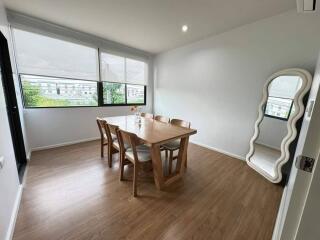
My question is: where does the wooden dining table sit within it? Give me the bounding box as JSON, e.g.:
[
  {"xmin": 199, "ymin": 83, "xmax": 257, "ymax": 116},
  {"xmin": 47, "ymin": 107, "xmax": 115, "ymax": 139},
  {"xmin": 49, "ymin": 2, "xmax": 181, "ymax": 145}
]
[{"xmin": 103, "ymin": 115, "xmax": 197, "ymax": 190}]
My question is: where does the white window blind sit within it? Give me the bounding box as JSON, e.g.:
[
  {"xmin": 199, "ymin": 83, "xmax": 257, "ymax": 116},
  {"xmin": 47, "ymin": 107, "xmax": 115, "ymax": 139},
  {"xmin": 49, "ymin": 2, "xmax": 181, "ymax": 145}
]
[
  {"xmin": 268, "ymin": 76, "xmax": 302, "ymax": 99},
  {"xmin": 126, "ymin": 58, "xmax": 147, "ymax": 85},
  {"xmin": 100, "ymin": 52, "xmax": 125, "ymax": 83},
  {"xmin": 100, "ymin": 52, "xmax": 147, "ymax": 85},
  {"xmin": 12, "ymin": 28, "xmax": 98, "ymax": 81}
]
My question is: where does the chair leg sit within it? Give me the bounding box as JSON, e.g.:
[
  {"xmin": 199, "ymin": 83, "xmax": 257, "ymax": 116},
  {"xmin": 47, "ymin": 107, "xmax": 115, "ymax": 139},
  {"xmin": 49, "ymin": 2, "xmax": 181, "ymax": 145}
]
[
  {"xmin": 169, "ymin": 150, "xmax": 173, "ymax": 174},
  {"xmin": 185, "ymin": 152, "xmax": 187, "ymax": 168},
  {"xmin": 119, "ymin": 152, "xmax": 125, "ymax": 181},
  {"xmin": 164, "ymin": 149, "xmax": 168, "ymax": 174},
  {"xmin": 108, "ymin": 144, "xmax": 112, "ymax": 168},
  {"xmin": 100, "ymin": 140, "xmax": 104, "ymax": 158},
  {"xmin": 133, "ymin": 163, "xmax": 138, "ymax": 197}
]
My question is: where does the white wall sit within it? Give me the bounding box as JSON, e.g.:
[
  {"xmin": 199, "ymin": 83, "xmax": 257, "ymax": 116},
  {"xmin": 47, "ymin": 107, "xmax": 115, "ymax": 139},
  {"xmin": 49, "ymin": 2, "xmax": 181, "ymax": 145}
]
[
  {"xmin": 25, "ymin": 104, "xmax": 152, "ymax": 150},
  {"xmin": 154, "ymin": 10, "xmax": 320, "ymax": 159},
  {"xmin": 257, "ymin": 117, "xmax": 287, "ymax": 150},
  {"xmin": 0, "ymin": 2, "xmax": 21, "ymax": 240}
]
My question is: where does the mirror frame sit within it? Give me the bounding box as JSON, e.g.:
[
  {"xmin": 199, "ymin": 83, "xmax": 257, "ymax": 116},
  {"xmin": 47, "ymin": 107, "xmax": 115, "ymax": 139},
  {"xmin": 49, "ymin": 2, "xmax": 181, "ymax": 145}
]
[{"xmin": 246, "ymin": 68, "xmax": 312, "ymax": 183}]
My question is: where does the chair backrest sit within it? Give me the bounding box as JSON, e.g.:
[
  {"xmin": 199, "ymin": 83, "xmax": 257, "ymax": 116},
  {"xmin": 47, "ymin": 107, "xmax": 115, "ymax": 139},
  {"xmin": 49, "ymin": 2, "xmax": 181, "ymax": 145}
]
[
  {"xmin": 97, "ymin": 118, "xmax": 117, "ymax": 144},
  {"xmin": 96, "ymin": 118, "xmax": 108, "ymax": 139},
  {"xmin": 171, "ymin": 119, "xmax": 191, "ymax": 128},
  {"xmin": 140, "ymin": 112, "xmax": 154, "ymax": 119},
  {"xmin": 154, "ymin": 115, "xmax": 170, "ymax": 123},
  {"xmin": 106, "ymin": 123, "xmax": 119, "ymax": 136},
  {"xmin": 106, "ymin": 123, "xmax": 119, "ymax": 142},
  {"xmin": 118, "ymin": 130, "xmax": 141, "ymax": 162}
]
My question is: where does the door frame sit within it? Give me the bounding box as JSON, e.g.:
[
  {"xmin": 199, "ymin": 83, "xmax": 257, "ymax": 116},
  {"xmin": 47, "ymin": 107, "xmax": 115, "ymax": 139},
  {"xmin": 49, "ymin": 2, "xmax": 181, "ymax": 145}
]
[
  {"xmin": 273, "ymin": 53, "xmax": 320, "ymax": 240},
  {"xmin": 0, "ymin": 30, "xmax": 27, "ymax": 182},
  {"xmin": 295, "ymin": 149, "xmax": 320, "ymax": 239}
]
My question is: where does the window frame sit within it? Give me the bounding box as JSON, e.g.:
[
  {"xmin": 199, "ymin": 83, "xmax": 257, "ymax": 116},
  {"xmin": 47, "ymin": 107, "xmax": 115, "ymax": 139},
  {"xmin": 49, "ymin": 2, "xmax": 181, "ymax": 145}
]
[
  {"xmin": 101, "ymin": 81, "xmax": 126, "ymax": 106},
  {"xmin": 12, "ymin": 27, "xmax": 148, "ymax": 109},
  {"xmin": 99, "ymin": 81, "xmax": 146, "ymax": 107},
  {"xmin": 264, "ymin": 96, "xmax": 294, "ymax": 121},
  {"xmin": 98, "ymin": 50, "xmax": 147, "ymax": 107},
  {"xmin": 126, "ymin": 83, "xmax": 147, "ymax": 105},
  {"xmin": 19, "ymin": 73, "xmax": 100, "ymax": 109},
  {"xmin": 19, "ymin": 74, "xmax": 146, "ymax": 109}
]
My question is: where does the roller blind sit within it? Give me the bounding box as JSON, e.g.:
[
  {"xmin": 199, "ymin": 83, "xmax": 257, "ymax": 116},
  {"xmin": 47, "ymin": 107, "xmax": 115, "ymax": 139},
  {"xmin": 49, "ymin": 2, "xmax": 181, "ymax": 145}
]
[
  {"xmin": 269, "ymin": 76, "xmax": 302, "ymax": 99},
  {"xmin": 12, "ymin": 28, "xmax": 98, "ymax": 81},
  {"xmin": 100, "ymin": 51, "xmax": 147, "ymax": 85}
]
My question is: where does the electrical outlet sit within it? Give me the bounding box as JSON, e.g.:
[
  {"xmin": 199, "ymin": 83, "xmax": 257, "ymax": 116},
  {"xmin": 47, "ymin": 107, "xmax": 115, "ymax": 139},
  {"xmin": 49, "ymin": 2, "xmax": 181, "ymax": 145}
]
[{"xmin": 0, "ymin": 156, "xmax": 4, "ymax": 169}]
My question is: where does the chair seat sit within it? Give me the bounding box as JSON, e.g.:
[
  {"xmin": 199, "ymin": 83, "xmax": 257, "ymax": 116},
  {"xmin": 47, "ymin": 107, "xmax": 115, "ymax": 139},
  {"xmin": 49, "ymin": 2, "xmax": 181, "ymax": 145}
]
[
  {"xmin": 113, "ymin": 141, "xmax": 129, "ymax": 150},
  {"xmin": 103, "ymin": 133, "xmax": 117, "ymax": 141},
  {"xmin": 126, "ymin": 145, "xmax": 151, "ymax": 162},
  {"xmin": 162, "ymin": 139, "xmax": 181, "ymax": 151}
]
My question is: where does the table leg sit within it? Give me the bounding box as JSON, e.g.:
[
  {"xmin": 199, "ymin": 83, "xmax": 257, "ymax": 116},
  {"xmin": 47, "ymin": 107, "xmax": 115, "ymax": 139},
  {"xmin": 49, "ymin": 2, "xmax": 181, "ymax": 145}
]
[
  {"xmin": 162, "ymin": 137, "xmax": 190, "ymax": 188},
  {"xmin": 151, "ymin": 143, "xmax": 164, "ymax": 190},
  {"xmin": 175, "ymin": 137, "xmax": 189, "ymax": 175}
]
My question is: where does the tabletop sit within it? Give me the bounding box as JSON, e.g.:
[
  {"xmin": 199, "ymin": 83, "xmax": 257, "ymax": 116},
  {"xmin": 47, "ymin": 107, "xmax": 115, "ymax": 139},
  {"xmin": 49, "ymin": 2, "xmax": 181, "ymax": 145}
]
[{"xmin": 103, "ymin": 115, "xmax": 197, "ymax": 145}]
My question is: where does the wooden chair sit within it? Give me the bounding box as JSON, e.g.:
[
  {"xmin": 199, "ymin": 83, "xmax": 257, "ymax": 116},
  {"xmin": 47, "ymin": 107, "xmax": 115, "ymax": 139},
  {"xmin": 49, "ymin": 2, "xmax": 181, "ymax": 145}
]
[
  {"xmin": 154, "ymin": 115, "xmax": 170, "ymax": 123},
  {"xmin": 118, "ymin": 129, "xmax": 152, "ymax": 197},
  {"xmin": 96, "ymin": 118, "xmax": 109, "ymax": 158},
  {"xmin": 162, "ymin": 119, "xmax": 191, "ymax": 174},
  {"xmin": 96, "ymin": 118, "xmax": 119, "ymax": 168},
  {"xmin": 140, "ymin": 112, "xmax": 154, "ymax": 119},
  {"xmin": 105, "ymin": 123, "xmax": 121, "ymax": 168}
]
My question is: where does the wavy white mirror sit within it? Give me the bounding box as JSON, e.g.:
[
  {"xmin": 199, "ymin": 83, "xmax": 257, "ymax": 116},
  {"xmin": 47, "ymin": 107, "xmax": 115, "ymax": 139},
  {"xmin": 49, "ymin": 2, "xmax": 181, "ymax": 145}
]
[{"xmin": 246, "ymin": 68, "xmax": 312, "ymax": 183}]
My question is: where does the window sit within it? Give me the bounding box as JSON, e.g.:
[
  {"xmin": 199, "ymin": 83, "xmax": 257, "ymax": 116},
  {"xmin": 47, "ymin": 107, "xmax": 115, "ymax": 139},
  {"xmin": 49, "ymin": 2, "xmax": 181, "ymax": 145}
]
[
  {"xmin": 264, "ymin": 76, "xmax": 302, "ymax": 120},
  {"xmin": 12, "ymin": 28, "xmax": 147, "ymax": 108},
  {"xmin": 21, "ymin": 75, "xmax": 98, "ymax": 108},
  {"xmin": 100, "ymin": 52, "xmax": 147, "ymax": 106},
  {"xmin": 127, "ymin": 84, "xmax": 145, "ymax": 104},
  {"xmin": 103, "ymin": 82, "xmax": 125, "ymax": 105},
  {"xmin": 102, "ymin": 82, "xmax": 146, "ymax": 105},
  {"xmin": 264, "ymin": 97, "xmax": 293, "ymax": 120}
]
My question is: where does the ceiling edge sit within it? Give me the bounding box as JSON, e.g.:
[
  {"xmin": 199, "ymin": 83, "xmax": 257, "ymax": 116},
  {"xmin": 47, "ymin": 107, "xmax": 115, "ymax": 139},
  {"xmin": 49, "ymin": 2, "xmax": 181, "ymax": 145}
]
[{"xmin": 6, "ymin": 9, "xmax": 154, "ymax": 60}]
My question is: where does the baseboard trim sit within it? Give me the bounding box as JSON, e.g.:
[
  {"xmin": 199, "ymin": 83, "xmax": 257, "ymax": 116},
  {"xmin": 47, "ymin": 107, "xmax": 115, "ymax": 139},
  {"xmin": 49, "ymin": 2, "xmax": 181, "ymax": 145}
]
[
  {"xmin": 30, "ymin": 138, "xmax": 245, "ymax": 163},
  {"xmin": 256, "ymin": 141, "xmax": 281, "ymax": 151},
  {"xmin": 31, "ymin": 137, "xmax": 100, "ymax": 152},
  {"xmin": 190, "ymin": 140, "xmax": 246, "ymax": 161},
  {"xmin": 6, "ymin": 185, "xmax": 23, "ymax": 240}
]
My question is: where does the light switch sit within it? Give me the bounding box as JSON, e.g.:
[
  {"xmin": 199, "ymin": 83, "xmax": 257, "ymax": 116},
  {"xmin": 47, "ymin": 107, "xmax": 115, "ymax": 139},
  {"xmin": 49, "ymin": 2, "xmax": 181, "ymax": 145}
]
[{"xmin": 0, "ymin": 156, "xmax": 4, "ymax": 169}]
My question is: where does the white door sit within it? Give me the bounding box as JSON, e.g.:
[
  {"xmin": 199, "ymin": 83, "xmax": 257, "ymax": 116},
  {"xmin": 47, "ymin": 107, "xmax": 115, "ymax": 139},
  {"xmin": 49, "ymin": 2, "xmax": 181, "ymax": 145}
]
[
  {"xmin": 295, "ymin": 150, "xmax": 320, "ymax": 240},
  {"xmin": 275, "ymin": 54, "xmax": 320, "ymax": 240}
]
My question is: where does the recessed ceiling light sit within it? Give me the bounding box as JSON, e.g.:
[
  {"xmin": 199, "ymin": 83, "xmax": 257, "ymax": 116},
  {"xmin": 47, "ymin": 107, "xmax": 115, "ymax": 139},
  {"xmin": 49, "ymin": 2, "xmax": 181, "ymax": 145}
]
[{"xmin": 182, "ymin": 25, "xmax": 188, "ymax": 32}]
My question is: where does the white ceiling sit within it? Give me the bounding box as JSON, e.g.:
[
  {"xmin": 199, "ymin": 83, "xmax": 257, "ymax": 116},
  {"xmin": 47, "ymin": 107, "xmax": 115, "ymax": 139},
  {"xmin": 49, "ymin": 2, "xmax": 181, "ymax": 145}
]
[{"xmin": 4, "ymin": 0, "xmax": 296, "ymax": 54}]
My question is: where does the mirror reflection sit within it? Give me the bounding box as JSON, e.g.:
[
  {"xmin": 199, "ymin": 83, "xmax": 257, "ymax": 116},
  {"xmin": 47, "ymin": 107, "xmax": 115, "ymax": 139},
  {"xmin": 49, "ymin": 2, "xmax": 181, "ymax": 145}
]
[{"xmin": 250, "ymin": 75, "xmax": 302, "ymax": 178}]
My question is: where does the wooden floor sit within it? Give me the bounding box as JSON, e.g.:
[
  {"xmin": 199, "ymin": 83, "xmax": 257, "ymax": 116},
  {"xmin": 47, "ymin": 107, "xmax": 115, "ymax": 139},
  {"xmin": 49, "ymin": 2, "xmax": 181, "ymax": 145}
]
[{"xmin": 13, "ymin": 141, "xmax": 283, "ymax": 240}]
